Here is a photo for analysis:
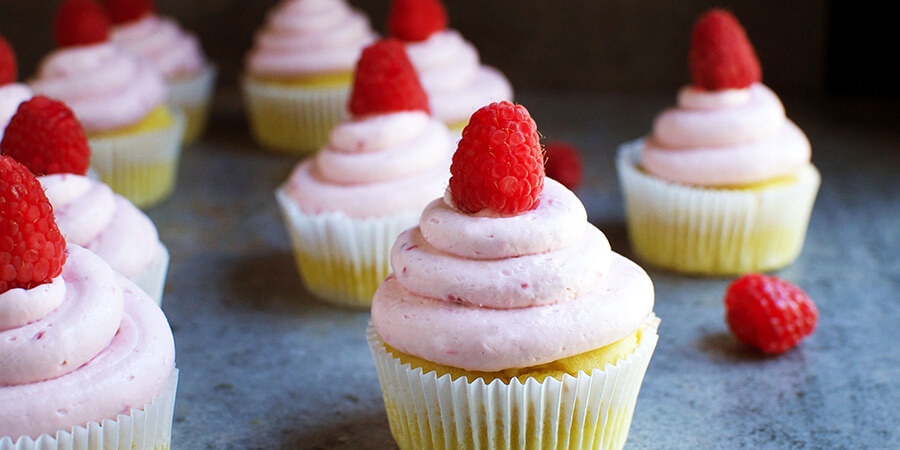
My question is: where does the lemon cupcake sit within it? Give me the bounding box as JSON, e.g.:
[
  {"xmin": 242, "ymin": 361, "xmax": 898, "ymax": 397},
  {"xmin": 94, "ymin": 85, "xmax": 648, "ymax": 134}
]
[
  {"xmin": 617, "ymin": 9, "xmax": 820, "ymax": 275},
  {"xmin": 244, "ymin": 0, "xmax": 376, "ymax": 154}
]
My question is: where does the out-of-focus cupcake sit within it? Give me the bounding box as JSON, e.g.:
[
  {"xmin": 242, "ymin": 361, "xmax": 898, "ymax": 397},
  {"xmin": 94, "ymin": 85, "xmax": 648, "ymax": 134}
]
[
  {"xmin": 276, "ymin": 39, "xmax": 453, "ymax": 308},
  {"xmin": 30, "ymin": 0, "xmax": 185, "ymax": 208},
  {"xmin": 0, "ymin": 34, "xmax": 33, "ymax": 141},
  {"xmin": 0, "ymin": 156, "xmax": 177, "ymax": 450},
  {"xmin": 244, "ymin": 0, "xmax": 376, "ymax": 154},
  {"xmin": 1, "ymin": 96, "xmax": 169, "ymax": 305},
  {"xmin": 106, "ymin": 0, "xmax": 216, "ymax": 144},
  {"xmin": 617, "ymin": 9, "xmax": 820, "ymax": 275},
  {"xmin": 388, "ymin": 0, "xmax": 513, "ymax": 134},
  {"xmin": 369, "ymin": 102, "xmax": 659, "ymax": 449}
]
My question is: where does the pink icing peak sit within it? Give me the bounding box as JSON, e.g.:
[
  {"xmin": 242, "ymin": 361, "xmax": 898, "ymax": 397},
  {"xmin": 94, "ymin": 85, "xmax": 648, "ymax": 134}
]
[{"xmin": 111, "ymin": 14, "xmax": 206, "ymax": 78}]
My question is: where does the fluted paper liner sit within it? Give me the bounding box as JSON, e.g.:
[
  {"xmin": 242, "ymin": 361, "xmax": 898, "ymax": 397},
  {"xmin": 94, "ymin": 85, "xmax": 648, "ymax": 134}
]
[
  {"xmin": 167, "ymin": 64, "xmax": 217, "ymax": 145},
  {"xmin": 1, "ymin": 369, "xmax": 178, "ymax": 450},
  {"xmin": 368, "ymin": 315, "xmax": 660, "ymax": 450},
  {"xmin": 276, "ymin": 188, "xmax": 420, "ymax": 308},
  {"xmin": 617, "ymin": 140, "xmax": 820, "ymax": 275},
  {"xmin": 131, "ymin": 242, "xmax": 170, "ymax": 307}
]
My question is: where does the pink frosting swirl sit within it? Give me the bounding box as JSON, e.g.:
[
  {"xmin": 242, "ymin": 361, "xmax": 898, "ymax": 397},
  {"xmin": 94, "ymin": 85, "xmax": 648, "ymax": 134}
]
[
  {"xmin": 29, "ymin": 42, "xmax": 167, "ymax": 133},
  {"xmin": 111, "ymin": 15, "xmax": 206, "ymax": 79},
  {"xmin": 0, "ymin": 245, "xmax": 175, "ymax": 439},
  {"xmin": 0, "ymin": 83, "xmax": 32, "ymax": 142},
  {"xmin": 372, "ymin": 178, "xmax": 654, "ymax": 372},
  {"xmin": 641, "ymin": 83, "xmax": 811, "ymax": 186},
  {"xmin": 246, "ymin": 0, "xmax": 376, "ymax": 78},
  {"xmin": 285, "ymin": 111, "xmax": 453, "ymax": 218}
]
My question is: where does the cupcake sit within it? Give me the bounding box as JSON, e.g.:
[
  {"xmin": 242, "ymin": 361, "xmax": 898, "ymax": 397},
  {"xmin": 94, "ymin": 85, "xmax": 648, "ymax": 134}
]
[
  {"xmin": 244, "ymin": 0, "xmax": 376, "ymax": 154},
  {"xmin": 369, "ymin": 102, "xmax": 659, "ymax": 449},
  {"xmin": 30, "ymin": 0, "xmax": 185, "ymax": 208},
  {"xmin": 0, "ymin": 156, "xmax": 177, "ymax": 450},
  {"xmin": 276, "ymin": 39, "xmax": 454, "ymax": 308},
  {"xmin": 1, "ymin": 96, "xmax": 169, "ymax": 305},
  {"xmin": 0, "ymin": 34, "xmax": 33, "ymax": 141},
  {"xmin": 388, "ymin": 0, "xmax": 513, "ymax": 134},
  {"xmin": 106, "ymin": 0, "xmax": 216, "ymax": 144},
  {"xmin": 617, "ymin": 9, "xmax": 820, "ymax": 275}
]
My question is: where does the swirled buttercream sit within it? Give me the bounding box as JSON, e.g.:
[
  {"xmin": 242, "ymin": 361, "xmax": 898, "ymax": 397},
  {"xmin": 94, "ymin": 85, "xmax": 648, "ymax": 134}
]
[
  {"xmin": 111, "ymin": 15, "xmax": 206, "ymax": 79},
  {"xmin": 0, "ymin": 83, "xmax": 31, "ymax": 141}
]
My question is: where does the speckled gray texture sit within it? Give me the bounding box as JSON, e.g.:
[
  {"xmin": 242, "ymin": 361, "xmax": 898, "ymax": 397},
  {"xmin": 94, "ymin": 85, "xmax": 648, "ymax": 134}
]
[{"xmin": 145, "ymin": 92, "xmax": 899, "ymax": 449}]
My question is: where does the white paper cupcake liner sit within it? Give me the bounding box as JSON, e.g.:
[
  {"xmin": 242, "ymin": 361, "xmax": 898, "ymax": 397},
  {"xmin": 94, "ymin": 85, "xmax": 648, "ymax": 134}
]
[
  {"xmin": 88, "ymin": 109, "xmax": 186, "ymax": 209},
  {"xmin": 617, "ymin": 140, "xmax": 821, "ymax": 275},
  {"xmin": 167, "ymin": 64, "xmax": 217, "ymax": 145},
  {"xmin": 242, "ymin": 76, "xmax": 350, "ymax": 155},
  {"xmin": 368, "ymin": 315, "xmax": 660, "ymax": 450},
  {"xmin": 131, "ymin": 242, "xmax": 169, "ymax": 307},
  {"xmin": 1, "ymin": 369, "xmax": 178, "ymax": 450}
]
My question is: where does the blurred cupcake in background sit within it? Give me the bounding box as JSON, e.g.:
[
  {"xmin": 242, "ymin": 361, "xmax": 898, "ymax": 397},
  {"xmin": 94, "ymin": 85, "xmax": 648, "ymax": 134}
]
[
  {"xmin": 388, "ymin": 0, "xmax": 513, "ymax": 134},
  {"xmin": 244, "ymin": 0, "xmax": 376, "ymax": 154},
  {"xmin": 30, "ymin": 0, "xmax": 184, "ymax": 209},
  {"xmin": 0, "ymin": 33, "xmax": 32, "ymax": 141},
  {"xmin": 106, "ymin": 0, "xmax": 216, "ymax": 145}
]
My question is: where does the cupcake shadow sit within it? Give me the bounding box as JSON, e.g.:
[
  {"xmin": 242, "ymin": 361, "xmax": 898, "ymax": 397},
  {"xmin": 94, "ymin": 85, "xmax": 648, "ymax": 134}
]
[
  {"xmin": 695, "ymin": 330, "xmax": 771, "ymax": 364},
  {"xmin": 226, "ymin": 250, "xmax": 325, "ymax": 313},
  {"xmin": 277, "ymin": 411, "xmax": 396, "ymax": 450}
]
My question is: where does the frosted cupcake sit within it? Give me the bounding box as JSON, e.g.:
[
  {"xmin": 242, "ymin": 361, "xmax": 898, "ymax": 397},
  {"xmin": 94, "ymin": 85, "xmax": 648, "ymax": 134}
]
[
  {"xmin": 370, "ymin": 102, "xmax": 659, "ymax": 449},
  {"xmin": 617, "ymin": 9, "xmax": 820, "ymax": 275},
  {"xmin": 0, "ymin": 34, "xmax": 32, "ymax": 141},
  {"xmin": 106, "ymin": 0, "xmax": 216, "ymax": 144},
  {"xmin": 388, "ymin": 0, "xmax": 513, "ymax": 134},
  {"xmin": 244, "ymin": 0, "xmax": 376, "ymax": 154},
  {"xmin": 30, "ymin": 0, "xmax": 185, "ymax": 208},
  {"xmin": 0, "ymin": 156, "xmax": 177, "ymax": 450},
  {"xmin": 276, "ymin": 39, "xmax": 453, "ymax": 308},
  {"xmin": 1, "ymin": 96, "xmax": 169, "ymax": 305}
]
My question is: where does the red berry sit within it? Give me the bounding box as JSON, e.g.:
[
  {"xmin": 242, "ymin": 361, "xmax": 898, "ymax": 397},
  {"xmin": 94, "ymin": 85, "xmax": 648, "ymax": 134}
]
[
  {"xmin": 0, "ymin": 34, "xmax": 17, "ymax": 85},
  {"xmin": 54, "ymin": 0, "xmax": 111, "ymax": 48},
  {"xmin": 544, "ymin": 142, "xmax": 583, "ymax": 190},
  {"xmin": 388, "ymin": 0, "xmax": 448, "ymax": 42},
  {"xmin": 349, "ymin": 39, "xmax": 429, "ymax": 117},
  {"xmin": 724, "ymin": 274, "xmax": 818, "ymax": 354},
  {"xmin": 449, "ymin": 101, "xmax": 544, "ymax": 215},
  {"xmin": 1, "ymin": 96, "xmax": 91, "ymax": 177},
  {"xmin": 104, "ymin": 0, "xmax": 155, "ymax": 25},
  {"xmin": 0, "ymin": 156, "xmax": 67, "ymax": 293},
  {"xmin": 689, "ymin": 9, "xmax": 761, "ymax": 91}
]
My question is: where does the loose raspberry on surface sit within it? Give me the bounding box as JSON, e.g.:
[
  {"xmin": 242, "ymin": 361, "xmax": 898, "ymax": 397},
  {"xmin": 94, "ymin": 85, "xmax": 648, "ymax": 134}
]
[
  {"xmin": 449, "ymin": 101, "xmax": 544, "ymax": 215},
  {"xmin": 104, "ymin": 0, "xmax": 155, "ymax": 24},
  {"xmin": 544, "ymin": 142, "xmax": 583, "ymax": 190},
  {"xmin": 54, "ymin": 0, "xmax": 111, "ymax": 48},
  {"xmin": 1, "ymin": 96, "xmax": 91, "ymax": 176},
  {"xmin": 349, "ymin": 39, "xmax": 430, "ymax": 117},
  {"xmin": 724, "ymin": 274, "xmax": 818, "ymax": 354},
  {"xmin": 388, "ymin": 0, "xmax": 448, "ymax": 42},
  {"xmin": 0, "ymin": 34, "xmax": 17, "ymax": 85},
  {"xmin": 689, "ymin": 9, "xmax": 762, "ymax": 91},
  {"xmin": 0, "ymin": 156, "xmax": 67, "ymax": 293}
]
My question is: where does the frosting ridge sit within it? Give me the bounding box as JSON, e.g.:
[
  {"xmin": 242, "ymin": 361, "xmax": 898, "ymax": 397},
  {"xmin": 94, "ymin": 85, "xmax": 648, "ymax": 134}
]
[{"xmin": 111, "ymin": 15, "xmax": 206, "ymax": 79}]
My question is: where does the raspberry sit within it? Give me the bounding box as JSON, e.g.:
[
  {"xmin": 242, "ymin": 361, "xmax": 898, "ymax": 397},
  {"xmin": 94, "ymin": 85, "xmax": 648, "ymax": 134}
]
[
  {"xmin": 689, "ymin": 9, "xmax": 761, "ymax": 91},
  {"xmin": 54, "ymin": 0, "xmax": 111, "ymax": 48},
  {"xmin": 724, "ymin": 274, "xmax": 818, "ymax": 354},
  {"xmin": 388, "ymin": 0, "xmax": 448, "ymax": 42},
  {"xmin": 0, "ymin": 34, "xmax": 17, "ymax": 85},
  {"xmin": 349, "ymin": 39, "xmax": 430, "ymax": 117},
  {"xmin": 449, "ymin": 102, "xmax": 543, "ymax": 215},
  {"xmin": 0, "ymin": 156, "xmax": 67, "ymax": 293},
  {"xmin": 1, "ymin": 96, "xmax": 91, "ymax": 176},
  {"xmin": 544, "ymin": 142, "xmax": 583, "ymax": 190},
  {"xmin": 104, "ymin": 0, "xmax": 155, "ymax": 25}
]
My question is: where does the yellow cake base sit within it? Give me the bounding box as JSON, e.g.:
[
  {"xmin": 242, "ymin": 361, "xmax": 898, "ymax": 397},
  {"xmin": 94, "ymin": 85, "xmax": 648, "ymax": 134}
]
[
  {"xmin": 255, "ymin": 71, "xmax": 353, "ymax": 88},
  {"xmin": 89, "ymin": 106, "xmax": 174, "ymax": 139},
  {"xmin": 293, "ymin": 252, "xmax": 386, "ymax": 309}
]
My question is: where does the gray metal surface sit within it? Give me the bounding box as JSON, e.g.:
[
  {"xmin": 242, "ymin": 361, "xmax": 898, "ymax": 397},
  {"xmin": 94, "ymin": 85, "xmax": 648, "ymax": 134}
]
[{"xmin": 148, "ymin": 92, "xmax": 900, "ymax": 449}]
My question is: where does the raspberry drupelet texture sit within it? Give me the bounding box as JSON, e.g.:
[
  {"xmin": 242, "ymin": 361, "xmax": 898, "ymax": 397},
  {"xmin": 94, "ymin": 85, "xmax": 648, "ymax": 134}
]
[
  {"xmin": 54, "ymin": 0, "xmax": 112, "ymax": 48},
  {"xmin": 349, "ymin": 39, "xmax": 430, "ymax": 117},
  {"xmin": 0, "ymin": 34, "xmax": 17, "ymax": 85},
  {"xmin": 544, "ymin": 142, "xmax": 583, "ymax": 190},
  {"xmin": 104, "ymin": 0, "xmax": 155, "ymax": 25},
  {"xmin": 449, "ymin": 101, "xmax": 544, "ymax": 215},
  {"xmin": 388, "ymin": 0, "xmax": 448, "ymax": 42},
  {"xmin": 724, "ymin": 274, "xmax": 818, "ymax": 354},
  {"xmin": 689, "ymin": 9, "xmax": 762, "ymax": 91},
  {"xmin": 1, "ymin": 96, "xmax": 91, "ymax": 176},
  {"xmin": 0, "ymin": 156, "xmax": 67, "ymax": 293}
]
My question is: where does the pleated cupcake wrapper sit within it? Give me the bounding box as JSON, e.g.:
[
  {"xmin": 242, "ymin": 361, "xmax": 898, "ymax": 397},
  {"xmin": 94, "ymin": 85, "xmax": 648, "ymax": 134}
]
[
  {"xmin": 1, "ymin": 369, "xmax": 178, "ymax": 450},
  {"xmin": 367, "ymin": 315, "xmax": 660, "ymax": 450},
  {"xmin": 130, "ymin": 243, "xmax": 170, "ymax": 307},
  {"xmin": 88, "ymin": 109, "xmax": 186, "ymax": 209},
  {"xmin": 275, "ymin": 188, "xmax": 420, "ymax": 309},
  {"xmin": 167, "ymin": 64, "xmax": 217, "ymax": 145},
  {"xmin": 616, "ymin": 140, "xmax": 821, "ymax": 275},
  {"xmin": 242, "ymin": 76, "xmax": 350, "ymax": 155}
]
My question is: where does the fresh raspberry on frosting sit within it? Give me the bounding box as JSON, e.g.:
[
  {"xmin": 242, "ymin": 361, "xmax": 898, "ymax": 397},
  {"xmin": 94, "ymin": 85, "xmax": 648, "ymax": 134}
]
[
  {"xmin": 689, "ymin": 9, "xmax": 762, "ymax": 91},
  {"xmin": 388, "ymin": 0, "xmax": 448, "ymax": 42},
  {"xmin": 544, "ymin": 142, "xmax": 583, "ymax": 190},
  {"xmin": 54, "ymin": 0, "xmax": 112, "ymax": 48},
  {"xmin": 0, "ymin": 156, "xmax": 67, "ymax": 293},
  {"xmin": 1, "ymin": 96, "xmax": 91, "ymax": 176},
  {"xmin": 449, "ymin": 101, "xmax": 543, "ymax": 215},
  {"xmin": 349, "ymin": 39, "xmax": 430, "ymax": 117},
  {"xmin": 104, "ymin": 0, "xmax": 155, "ymax": 24},
  {"xmin": 724, "ymin": 274, "xmax": 818, "ymax": 354},
  {"xmin": 0, "ymin": 34, "xmax": 17, "ymax": 85}
]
